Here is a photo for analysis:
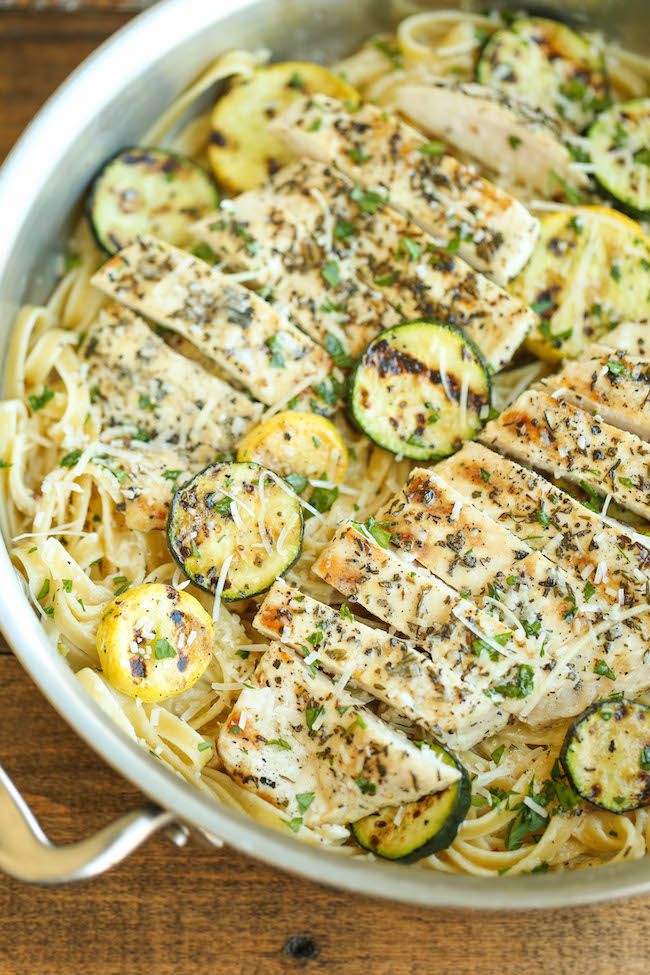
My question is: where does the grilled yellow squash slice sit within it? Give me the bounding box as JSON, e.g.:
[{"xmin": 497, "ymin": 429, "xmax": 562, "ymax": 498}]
[
  {"xmin": 512, "ymin": 207, "xmax": 650, "ymax": 363},
  {"xmin": 97, "ymin": 583, "xmax": 214, "ymax": 703},
  {"xmin": 208, "ymin": 61, "xmax": 358, "ymax": 192}
]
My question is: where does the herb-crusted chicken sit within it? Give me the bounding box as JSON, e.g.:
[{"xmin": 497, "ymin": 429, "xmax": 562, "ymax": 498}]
[
  {"xmin": 217, "ymin": 642, "xmax": 460, "ymax": 828},
  {"xmin": 91, "ymin": 236, "xmax": 330, "ymax": 406},
  {"xmin": 272, "ymin": 95, "xmax": 540, "ymax": 285}
]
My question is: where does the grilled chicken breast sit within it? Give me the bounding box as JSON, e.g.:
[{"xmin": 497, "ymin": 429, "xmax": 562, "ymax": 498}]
[
  {"xmin": 272, "ymin": 94, "xmax": 540, "ymax": 285},
  {"xmin": 542, "ymin": 347, "xmax": 650, "ymax": 441},
  {"xmin": 254, "ymin": 580, "xmax": 502, "ymax": 749},
  {"xmin": 83, "ymin": 306, "xmax": 262, "ymax": 460},
  {"xmin": 217, "ymin": 642, "xmax": 459, "ymax": 827},
  {"xmin": 481, "ymin": 389, "xmax": 650, "ymax": 521},
  {"xmin": 312, "ymin": 522, "xmax": 559, "ymax": 727},
  {"xmin": 599, "ymin": 321, "xmax": 650, "ymax": 358},
  {"xmin": 393, "ymin": 82, "xmax": 588, "ymax": 195},
  {"xmin": 91, "ymin": 236, "xmax": 330, "ymax": 406},
  {"xmin": 192, "ymin": 159, "xmax": 536, "ymax": 369},
  {"xmin": 438, "ymin": 443, "xmax": 650, "ymax": 722}
]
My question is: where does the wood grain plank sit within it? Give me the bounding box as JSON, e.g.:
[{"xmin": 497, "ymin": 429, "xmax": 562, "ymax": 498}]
[
  {"xmin": 3, "ymin": 10, "xmax": 650, "ymax": 974},
  {"xmin": 0, "ymin": 11, "xmax": 132, "ymax": 161},
  {"xmin": 1, "ymin": 653, "xmax": 650, "ymax": 975}
]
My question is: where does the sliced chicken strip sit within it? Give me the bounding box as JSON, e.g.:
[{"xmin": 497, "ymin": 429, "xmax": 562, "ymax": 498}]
[
  {"xmin": 438, "ymin": 443, "xmax": 650, "ymax": 723},
  {"xmin": 91, "ymin": 236, "xmax": 330, "ymax": 406},
  {"xmin": 374, "ymin": 468, "xmax": 590, "ymax": 692},
  {"xmin": 217, "ymin": 642, "xmax": 459, "ymax": 828},
  {"xmin": 312, "ymin": 523, "xmax": 554, "ymax": 723},
  {"xmin": 272, "ymin": 95, "xmax": 540, "ymax": 285},
  {"xmin": 254, "ymin": 580, "xmax": 500, "ymax": 750},
  {"xmin": 542, "ymin": 347, "xmax": 650, "ymax": 441},
  {"xmin": 481, "ymin": 389, "xmax": 650, "ymax": 521},
  {"xmin": 192, "ymin": 159, "xmax": 535, "ymax": 368},
  {"xmin": 392, "ymin": 81, "xmax": 588, "ymax": 196},
  {"xmin": 83, "ymin": 306, "xmax": 262, "ymax": 462},
  {"xmin": 597, "ymin": 321, "xmax": 650, "ymax": 358}
]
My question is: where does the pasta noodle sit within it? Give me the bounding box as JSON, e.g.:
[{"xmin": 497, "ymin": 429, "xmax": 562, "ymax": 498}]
[{"xmin": 3, "ymin": 13, "xmax": 650, "ymax": 878}]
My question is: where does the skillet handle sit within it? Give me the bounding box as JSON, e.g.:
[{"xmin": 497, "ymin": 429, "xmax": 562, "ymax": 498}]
[{"xmin": 0, "ymin": 763, "xmax": 188, "ymax": 884}]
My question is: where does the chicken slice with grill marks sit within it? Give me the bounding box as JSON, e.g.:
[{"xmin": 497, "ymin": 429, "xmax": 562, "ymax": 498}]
[
  {"xmin": 438, "ymin": 442, "xmax": 650, "ymax": 723},
  {"xmin": 254, "ymin": 579, "xmax": 501, "ymax": 750},
  {"xmin": 312, "ymin": 523, "xmax": 561, "ymax": 725},
  {"xmin": 480, "ymin": 389, "xmax": 650, "ymax": 521},
  {"xmin": 82, "ymin": 305, "xmax": 262, "ymax": 461},
  {"xmin": 91, "ymin": 236, "xmax": 330, "ymax": 406},
  {"xmin": 217, "ymin": 642, "xmax": 460, "ymax": 828},
  {"xmin": 191, "ymin": 159, "xmax": 536, "ymax": 369},
  {"xmin": 271, "ymin": 94, "xmax": 539, "ymax": 285}
]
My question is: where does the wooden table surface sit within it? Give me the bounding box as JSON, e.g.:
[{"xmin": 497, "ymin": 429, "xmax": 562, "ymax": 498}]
[{"xmin": 3, "ymin": 6, "xmax": 650, "ymax": 974}]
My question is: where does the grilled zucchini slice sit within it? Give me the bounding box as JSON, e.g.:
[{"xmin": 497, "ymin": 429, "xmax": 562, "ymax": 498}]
[
  {"xmin": 512, "ymin": 207, "xmax": 650, "ymax": 362},
  {"xmin": 349, "ymin": 321, "xmax": 491, "ymax": 461},
  {"xmin": 236, "ymin": 411, "xmax": 348, "ymax": 487},
  {"xmin": 352, "ymin": 744, "xmax": 470, "ymax": 863},
  {"xmin": 88, "ymin": 147, "xmax": 218, "ymax": 254},
  {"xmin": 561, "ymin": 698, "xmax": 650, "ymax": 813},
  {"xmin": 477, "ymin": 17, "xmax": 608, "ymax": 131},
  {"xmin": 208, "ymin": 61, "xmax": 358, "ymax": 193},
  {"xmin": 588, "ymin": 98, "xmax": 650, "ymax": 217},
  {"xmin": 167, "ymin": 461, "xmax": 303, "ymax": 600},
  {"xmin": 97, "ymin": 583, "xmax": 214, "ymax": 703}
]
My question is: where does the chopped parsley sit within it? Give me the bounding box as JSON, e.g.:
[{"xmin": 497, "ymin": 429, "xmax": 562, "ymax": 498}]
[
  {"xmin": 190, "ymin": 242, "xmax": 218, "ymax": 265},
  {"xmin": 350, "ymin": 185, "xmax": 386, "ymax": 214},
  {"xmin": 285, "ymin": 472, "xmax": 309, "ymax": 495},
  {"xmin": 36, "ymin": 579, "xmax": 50, "ymax": 602},
  {"xmin": 347, "ymin": 146, "xmax": 370, "ymax": 164},
  {"xmin": 265, "ymin": 334, "xmax": 285, "ymax": 368},
  {"xmin": 296, "ymin": 791, "xmax": 315, "ymax": 813},
  {"xmin": 491, "ymin": 744, "xmax": 506, "ymax": 766},
  {"xmin": 606, "ymin": 358, "xmax": 627, "ymax": 377},
  {"xmin": 489, "ymin": 664, "xmax": 534, "ymax": 700},
  {"xmin": 307, "ymin": 484, "xmax": 339, "ymax": 516},
  {"xmin": 28, "ymin": 386, "xmax": 54, "ymax": 412},
  {"xmin": 399, "ymin": 236, "xmax": 422, "ymax": 261},
  {"xmin": 479, "ymin": 468, "xmax": 491, "ymax": 483},
  {"xmin": 640, "ymin": 747, "xmax": 650, "ymax": 771},
  {"xmin": 508, "ymin": 135, "xmax": 523, "ymax": 150},
  {"xmin": 355, "ymin": 777, "xmax": 377, "ymax": 795},
  {"xmin": 285, "ymin": 817, "xmax": 303, "ymax": 832},
  {"xmin": 340, "ymin": 602, "xmax": 353, "ymax": 622},
  {"xmin": 59, "ymin": 449, "xmax": 82, "ymax": 468},
  {"xmin": 583, "ymin": 581, "xmax": 596, "ymax": 601},
  {"xmin": 418, "ymin": 139, "xmax": 446, "ymax": 157},
  {"xmin": 197, "ymin": 741, "xmax": 213, "ymax": 752},
  {"xmin": 594, "ymin": 659, "xmax": 615, "ymax": 680},
  {"xmin": 334, "ymin": 220, "xmax": 355, "ymax": 241},
  {"xmin": 321, "ymin": 260, "xmax": 340, "ymax": 287},
  {"xmin": 138, "ymin": 393, "xmax": 156, "ymax": 411},
  {"xmin": 287, "ymin": 71, "xmax": 305, "ymax": 90},
  {"xmin": 154, "ymin": 638, "xmax": 176, "ymax": 659},
  {"xmin": 324, "ymin": 333, "xmax": 353, "ymax": 368},
  {"xmin": 355, "ymin": 515, "xmax": 392, "ymax": 549},
  {"xmin": 162, "ymin": 469, "xmax": 183, "ymax": 481},
  {"xmin": 61, "ymin": 579, "xmax": 73, "ymax": 593},
  {"xmin": 305, "ymin": 706, "xmax": 324, "ymax": 731},
  {"xmin": 266, "ymin": 738, "xmax": 292, "ymax": 750}
]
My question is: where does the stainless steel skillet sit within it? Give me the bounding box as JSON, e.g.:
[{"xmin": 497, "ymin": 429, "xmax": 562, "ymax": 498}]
[{"xmin": 0, "ymin": 0, "xmax": 648, "ymax": 907}]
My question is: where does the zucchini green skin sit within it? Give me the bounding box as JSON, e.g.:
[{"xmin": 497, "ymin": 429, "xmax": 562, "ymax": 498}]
[
  {"xmin": 167, "ymin": 461, "xmax": 303, "ymax": 601},
  {"xmin": 477, "ymin": 17, "xmax": 608, "ymax": 131},
  {"xmin": 561, "ymin": 697, "xmax": 650, "ymax": 813},
  {"xmin": 351, "ymin": 744, "xmax": 471, "ymax": 863},
  {"xmin": 588, "ymin": 99, "xmax": 650, "ymax": 218},
  {"xmin": 348, "ymin": 320, "xmax": 491, "ymax": 462},
  {"xmin": 87, "ymin": 147, "xmax": 218, "ymax": 254}
]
